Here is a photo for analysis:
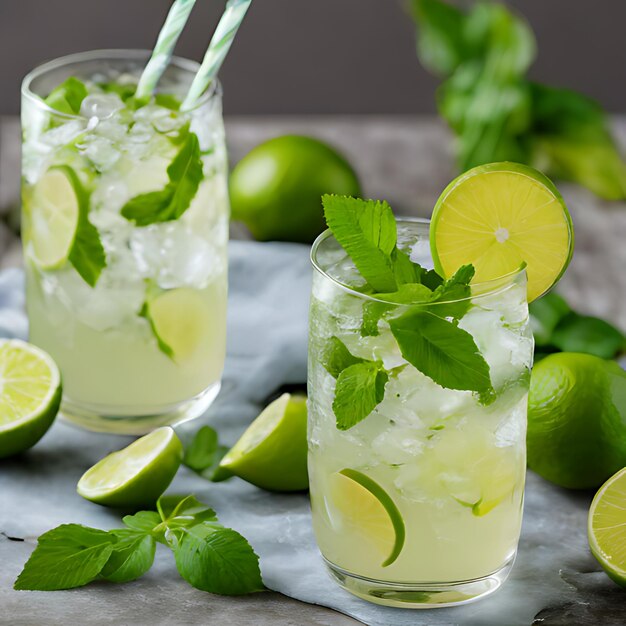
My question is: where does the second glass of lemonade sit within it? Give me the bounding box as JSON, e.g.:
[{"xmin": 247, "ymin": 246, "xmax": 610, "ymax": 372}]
[
  {"xmin": 21, "ymin": 51, "xmax": 229, "ymax": 433},
  {"xmin": 308, "ymin": 219, "xmax": 533, "ymax": 607}
]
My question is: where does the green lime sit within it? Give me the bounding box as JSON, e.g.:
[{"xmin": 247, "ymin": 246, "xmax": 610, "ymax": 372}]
[
  {"xmin": 27, "ymin": 166, "xmax": 82, "ymax": 269},
  {"xmin": 0, "ymin": 339, "xmax": 62, "ymax": 458},
  {"xmin": 229, "ymin": 135, "xmax": 361, "ymax": 243},
  {"xmin": 588, "ymin": 467, "xmax": 626, "ymax": 587},
  {"xmin": 77, "ymin": 426, "xmax": 183, "ymax": 508},
  {"xmin": 330, "ymin": 468, "xmax": 405, "ymax": 567},
  {"xmin": 430, "ymin": 162, "xmax": 574, "ymax": 302},
  {"xmin": 219, "ymin": 393, "xmax": 308, "ymax": 492},
  {"xmin": 527, "ymin": 353, "xmax": 626, "ymax": 489}
]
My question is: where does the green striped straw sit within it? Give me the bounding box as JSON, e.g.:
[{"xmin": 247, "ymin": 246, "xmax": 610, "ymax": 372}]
[
  {"xmin": 181, "ymin": 0, "xmax": 253, "ymax": 111},
  {"xmin": 134, "ymin": 0, "xmax": 198, "ymax": 104}
]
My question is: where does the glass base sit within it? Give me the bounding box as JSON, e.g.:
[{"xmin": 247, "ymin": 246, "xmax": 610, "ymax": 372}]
[
  {"xmin": 59, "ymin": 382, "xmax": 221, "ymax": 435},
  {"xmin": 324, "ymin": 554, "xmax": 515, "ymax": 609}
]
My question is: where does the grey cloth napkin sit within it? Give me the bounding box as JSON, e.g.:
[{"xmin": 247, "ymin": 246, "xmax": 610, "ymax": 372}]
[{"xmin": 0, "ymin": 241, "xmax": 623, "ymax": 626}]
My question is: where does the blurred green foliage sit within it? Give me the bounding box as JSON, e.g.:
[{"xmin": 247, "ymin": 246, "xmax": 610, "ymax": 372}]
[{"xmin": 411, "ymin": 0, "xmax": 626, "ymax": 200}]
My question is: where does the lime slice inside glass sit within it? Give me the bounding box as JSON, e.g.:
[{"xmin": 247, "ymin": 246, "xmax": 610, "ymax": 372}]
[
  {"xmin": 330, "ymin": 468, "xmax": 405, "ymax": 567},
  {"xmin": 588, "ymin": 467, "xmax": 626, "ymax": 587},
  {"xmin": 219, "ymin": 393, "xmax": 308, "ymax": 492},
  {"xmin": 27, "ymin": 166, "xmax": 81, "ymax": 269},
  {"xmin": 0, "ymin": 339, "xmax": 62, "ymax": 458},
  {"xmin": 77, "ymin": 426, "xmax": 183, "ymax": 509},
  {"xmin": 430, "ymin": 162, "xmax": 574, "ymax": 302}
]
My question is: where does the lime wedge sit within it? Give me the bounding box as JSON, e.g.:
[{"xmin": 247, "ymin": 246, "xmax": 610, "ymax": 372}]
[
  {"xmin": 0, "ymin": 340, "xmax": 62, "ymax": 458},
  {"xmin": 588, "ymin": 467, "xmax": 626, "ymax": 587},
  {"xmin": 145, "ymin": 288, "xmax": 212, "ymax": 361},
  {"xmin": 430, "ymin": 162, "xmax": 574, "ymax": 302},
  {"xmin": 77, "ymin": 426, "xmax": 183, "ymax": 509},
  {"xmin": 330, "ymin": 469, "xmax": 405, "ymax": 567},
  {"xmin": 219, "ymin": 393, "xmax": 308, "ymax": 492},
  {"xmin": 28, "ymin": 166, "xmax": 82, "ymax": 270}
]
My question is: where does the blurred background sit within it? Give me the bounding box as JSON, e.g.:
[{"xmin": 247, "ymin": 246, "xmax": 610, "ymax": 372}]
[{"xmin": 1, "ymin": 0, "xmax": 626, "ymax": 116}]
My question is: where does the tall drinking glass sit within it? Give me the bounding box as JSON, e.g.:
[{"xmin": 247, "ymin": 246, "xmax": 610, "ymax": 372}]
[
  {"xmin": 21, "ymin": 51, "xmax": 229, "ymax": 433},
  {"xmin": 308, "ymin": 219, "xmax": 533, "ymax": 607}
]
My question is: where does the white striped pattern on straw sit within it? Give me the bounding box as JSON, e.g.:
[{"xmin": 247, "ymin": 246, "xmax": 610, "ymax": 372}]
[
  {"xmin": 134, "ymin": 0, "xmax": 198, "ymax": 104},
  {"xmin": 181, "ymin": 0, "xmax": 253, "ymax": 111}
]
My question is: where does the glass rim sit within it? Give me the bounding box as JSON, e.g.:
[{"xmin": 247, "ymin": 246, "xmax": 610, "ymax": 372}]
[
  {"xmin": 21, "ymin": 48, "xmax": 220, "ymax": 121},
  {"xmin": 310, "ymin": 217, "xmax": 527, "ymax": 306}
]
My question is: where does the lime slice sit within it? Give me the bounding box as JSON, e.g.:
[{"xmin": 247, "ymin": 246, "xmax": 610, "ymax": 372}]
[
  {"xmin": 77, "ymin": 426, "xmax": 183, "ymax": 509},
  {"xmin": 219, "ymin": 393, "xmax": 308, "ymax": 492},
  {"xmin": 0, "ymin": 339, "xmax": 62, "ymax": 458},
  {"xmin": 430, "ymin": 162, "xmax": 574, "ymax": 302},
  {"xmin": 588, "ymin": 467, "xmax": 626, "ymax": 587},
  {"xmin": 145, "ymin": 288, "xmax": 212, "ymax": 361},
  {"xmin": 330, "ymin": 468, "xmax": 405, "ymax": 567},
  {"xmin": 28, "ymin": 166, "xmax": 82, "ymax": 269}
]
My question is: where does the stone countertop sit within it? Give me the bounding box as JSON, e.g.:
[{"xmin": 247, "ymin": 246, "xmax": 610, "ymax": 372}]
[{"xmin": 1, "ymin": 115, "xmax": 625, "ymax": 626}]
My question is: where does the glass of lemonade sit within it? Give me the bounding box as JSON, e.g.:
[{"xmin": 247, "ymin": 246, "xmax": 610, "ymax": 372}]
[
  {"xmin": 21, "ymin": 50, "xmax": 229, "ymax": 433},
  {"xmin": 308, "ymin": 219, "xmax": 533, "ymax": 607}
]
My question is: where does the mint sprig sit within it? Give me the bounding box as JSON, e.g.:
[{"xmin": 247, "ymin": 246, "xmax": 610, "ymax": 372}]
[
  {"xmin": 183, "ymin": 426, "xmax": 232, "ymax": 482},
  {"xmin": 121, "ymin": 130, "xmax": 204, "ymax": 226},
  {"xmin": 14, "ymin": 494, "xmax": 264, "ymax": 596}
]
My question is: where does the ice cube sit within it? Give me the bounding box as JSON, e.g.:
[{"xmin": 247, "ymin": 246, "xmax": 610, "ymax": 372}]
[
  {"xmin": 81, "ymin": 136, "xmax": 121, "ymax": 172},
  {"xmin": 41, "ymin": 120, "xmax": 85, "ymax": 148},
  {"xmin": 80, "ymin": 93, "xmax": 124, "ymax": 120}
]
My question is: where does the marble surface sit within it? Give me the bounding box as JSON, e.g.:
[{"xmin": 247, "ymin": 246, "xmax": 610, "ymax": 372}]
[{"xmin": 1, "ymin": 115, "xmax": 626, "ymax": 626}]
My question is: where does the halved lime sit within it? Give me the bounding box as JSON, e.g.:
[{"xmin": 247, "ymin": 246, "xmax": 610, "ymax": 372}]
[
  {"xmin": 145, "ymin": 288, "xmax": 212, "ymax": 361},
  {"xmin": 77, "ymin": 426, "xmax": 183, "ymax": 509},
  {"xmin": 219, "ymin": 393, "xmax": 308, "ymax": 492},
  {"xmin": 0, "ymin": 339, "xmax": 62, "ymax": 458},
  {"xmin": 588, "ymin": 467, "xmax": 626, "ymax": 587},
  {"xmin": 430, "ymin": 162, "xmax": 574, "ymax": 302},
  {"xmin": 28, "ymin": 166, "xmax": 82, "ymax": 269},
  {"xmin": 330, "ymin": 468, "xmax": 405, "ymax": 567}
]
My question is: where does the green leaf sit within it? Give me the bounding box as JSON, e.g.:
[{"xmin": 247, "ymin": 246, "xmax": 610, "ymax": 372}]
[
  {"xmin": 529, "ymin": 291, "xmax": 571, "ymax": 346},
  {"xmin": 101, "ymin": 530, "xmax": 156, "ymax": 584},
  {"xmin": 321, "ymin": 336, "xmax": 365, "ymax": 378},
  {"xmin": 121, "ymin": 132, "xmax": 204, "ymax": 226},
  {"xmin": 173, "ymin": 522, "xmax": 264, "ymax": 595},
  {"xmin": 322, "ymin": 195, "xmax": 398, "ymax": 292},
  {"xmin": 14, "ymin": 524, "xmax": 114, "ymax": 591},
  {"xmin": 333, "ymin": 362, "xmax": 389, "ymax": 430},
  {"xmin": 122, "ymin": 510, "xmax": 162, "ymax": 534},
  {"xmin": 97, "ymin": 81, "xmax": 136, "ymax": 103},
  {"xmin": 551, "ymin": 314, "xmax": 625, "ymax": 360},
  {"xmin": 427, "ymin": 264, "xmax": 475, "ymax": 319},
  {"xmin": 392, "ymin": 248, "xmax": 424, "ymax": 285},
  {"xmin": 183, "ymin": 426, "xmax": 218, "ymax": 471},
  {"xmin": 45, "ymin": 77, "xmax": 88, "ymax": 115},
  {"xmin": 389, "ymin": 310, "xmax": 493, "ymax": 395},
  {"xmin": 154, "ymin": 93, "xmax": 182, "ymax": 111}
]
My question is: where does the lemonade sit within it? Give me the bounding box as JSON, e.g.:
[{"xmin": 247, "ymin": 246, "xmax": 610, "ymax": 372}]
[
  {"xmin": 21, "ymin": 51, "xmax": 229, "ymax": 433},
  {"xmin": 308, "ymin": 218, "xmax": 533, "ymax": 607}
]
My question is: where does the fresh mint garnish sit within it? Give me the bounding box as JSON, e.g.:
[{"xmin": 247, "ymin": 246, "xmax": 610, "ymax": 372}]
[
  {"xmin": 426, "ymin": 264, "xmax": 475, "ymax": 319},
  {"xmin": 45, "ymin": 77, "xmax": 88, "ymax": 116},
  {"xmin": 183, "ymin": 426, "xmax": 232, "ymax": 482},
  {"xmin": 154, "ymin": 93, "xmax": 182, "ymax": 111},
  {"xmin": 14, "ymin": 494, "xmax": 264, "ymax": 596},
  {"xmin": 333, "ymin": 362, "xmax": 389, "ymax": 430},
  {"xmin": 321, "ymin": 336, "xmax": 365, "ymax": 378},
  {"xmin": 551, "ymin": 314, "xmax": 625, "ymax": 360},
  {"xmin": 121, "ymin": 131, "xmax": 204, "ymax": 226},
  {"xmin": 389, "ymin": 310, "xmax": 493, "ymax": 395},
  {"xmin": 97, "ymin": 81, "xmax": 137, "ymax": 104}
]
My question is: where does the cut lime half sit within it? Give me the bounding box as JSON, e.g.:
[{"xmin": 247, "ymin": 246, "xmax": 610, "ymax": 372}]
[
  {"xmin": 430, "ymin": 162, "xmax": 574, "ymax": 302},
  {"xmin": 588, "ymin": 467, "xmax": 626, "ymax": 587},
  {"xmin": 219, "ymin": 393, "xmax": 308, "ymax": 492},
  {"xmin": 77, "ymin": 426, "xmax": 183, "ymax": 509},
  {"xmin": 28, "ymin": 166, "xmax": 82, "ymax": 270},
  {"xmin": 330, "ymin": 468, "xmax": 405, "ymax": 567},
  {"xmin": 0, "ymin": 339, "xmax": 62, "ymax": 458}
]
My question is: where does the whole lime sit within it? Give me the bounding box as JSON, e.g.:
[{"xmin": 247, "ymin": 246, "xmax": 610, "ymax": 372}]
[
  {"xmin": 229, "ymin": 135, "xmax": 361, "ymax": 243},
  {"xmin": 527, "ymin": 352, "xmax": 626, "ymax": 489}
]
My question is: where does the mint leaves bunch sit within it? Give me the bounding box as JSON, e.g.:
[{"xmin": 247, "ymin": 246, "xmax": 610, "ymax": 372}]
[
  {"xmin": 14, "ymin": 494, "xmax": 264, "ymax": 595},
  {"xmin": 320, "ymin": 195, "xmax": 494, "ymax": 430}
]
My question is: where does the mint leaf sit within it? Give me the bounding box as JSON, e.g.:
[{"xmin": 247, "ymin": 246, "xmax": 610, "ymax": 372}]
[
  {"xmin": 183, "ymin": 426, "xmax": 231, "ymax": 481},
  {"xmin": 101, "ymin": 530, "xmax": 156, "ymax": 584},
  {"xmin": 392, "ymin": 248, "xmax": 423, "ymax": 285},
  {"xmin": 121, "ymin": 132, "xmax": 204, "ymax": 226},
  {"xmin": 551, "ymin": 314, "xmax": 625, "ymax": 359},
  {"xmin": 45, "ymin": 77, "xmax": 88, "ymax": 115},
  {"xmin": 154, "ymin": 93, "xmax": 182, "ymax": 111},
  {"xmin": 173, "ymin": 522, "xmax": 264, "ymax": 595},
  {"xmin": 427, "ymin": 264, "xmax": 475, "ymax": 319},
  {"xmin": 122, "ymin": 510, "xmax": 162, "ymax": 534},
  {"xmin": 389, "ymin": 310, "xmax": 493, "ymax": 395},
  {"xmin": 156, "ymin": 494, "xmax": 218, "ymax": 547},
  {"xmin": 97, "ymin": 81, "xmax": 136, "ymax": 103},
  {"xmin": 321, "ymin": 336, "xmax": 365, "ymax": 378},
  {"xmin": 14, "ymin": 524, "xmax": 114, "ymax": 591},
  {"xmin": 420, "ymin": 268, "xmax": 444, "ymax": 290},
  {"xmin": 322, "ymin": 195, "xmax": 398, "ymax": 292},
  {"xmin": 529, "ymin": 292, "xmax": 571, "ymax": 346},
  {"xmin": 333, "ymin": 362, "xmax": 389, "ymax": 430},
  {"xmin": 361, "ymin": 301, "xmax": 390, "ymax": 337}
]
